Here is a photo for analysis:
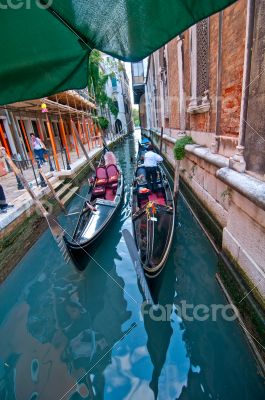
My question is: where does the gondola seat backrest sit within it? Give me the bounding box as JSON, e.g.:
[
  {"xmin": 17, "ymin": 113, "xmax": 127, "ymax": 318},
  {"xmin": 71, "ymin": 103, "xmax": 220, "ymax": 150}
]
[
  {"xmin": 106, "ymin": 164, "xmax": 119, "ymax": 183},
  {"xmin": 135, "ymin": 166, "xmax": 147, "ymax": 186},
  {"xmin": 136, "ymin": 166, "xmax": 146, "ymax": 178},
  {"xmin": 92, "ymin": 185, "xmax": 106, "ymax": 198},
  {"xmin": 95, "ymin": 166, "xmax": 108, "ymax": 186}
]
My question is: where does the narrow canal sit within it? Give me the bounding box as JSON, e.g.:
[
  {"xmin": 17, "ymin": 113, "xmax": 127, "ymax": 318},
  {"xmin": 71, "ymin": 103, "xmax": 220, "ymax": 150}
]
[{"xmin": 0, "ymin": 132, "xmax": 264, "ymax": 400}]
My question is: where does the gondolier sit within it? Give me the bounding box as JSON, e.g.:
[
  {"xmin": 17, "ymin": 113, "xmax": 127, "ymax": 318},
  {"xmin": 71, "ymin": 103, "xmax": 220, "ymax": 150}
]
[
  {"xmin": 131, "ymin": 141, "xmax": 175, "ymax": 278},
  {"xmin": 144, "ymin": 145, "xmax": 163, "ymax": 192}
]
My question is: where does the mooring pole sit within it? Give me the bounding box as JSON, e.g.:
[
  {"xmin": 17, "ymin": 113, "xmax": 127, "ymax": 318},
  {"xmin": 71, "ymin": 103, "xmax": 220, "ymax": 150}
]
[
  {"xmin": 173, "ymin": 160, "xmax": 180, "ymax": 199},
  {"xmin": 36, "ymin": 158, "xmax": 47, "ymax": 188}
]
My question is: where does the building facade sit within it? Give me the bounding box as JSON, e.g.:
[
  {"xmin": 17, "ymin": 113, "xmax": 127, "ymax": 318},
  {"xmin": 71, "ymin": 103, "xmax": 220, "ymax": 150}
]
[
  {"xmin": 101, "ymin": 55, "xmax": 134, "ymax": 135},
  {"xmin": 0, "ymin": 89, "xmax": 100, "ymax": 173},
  {"xmin": 139, "ymin": 0, "xmax": 265, "ymax": 304}
]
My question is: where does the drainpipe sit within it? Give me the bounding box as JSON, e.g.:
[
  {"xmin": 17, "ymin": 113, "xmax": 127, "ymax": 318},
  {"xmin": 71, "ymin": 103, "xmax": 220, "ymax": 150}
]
[
  {"xmin": 229, "ymin": 0, "xmax": 255, "ymax": 172},
  {"xmin": 211, "ymin": 11, "xmax": 223, "ymax": 153}
]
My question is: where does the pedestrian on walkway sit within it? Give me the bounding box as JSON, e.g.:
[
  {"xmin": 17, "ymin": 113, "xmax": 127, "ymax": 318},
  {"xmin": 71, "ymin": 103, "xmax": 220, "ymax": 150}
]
[
  {"xmin": 30, "ymin": 133, "xmax": 46, "ymax": 164},
  {"xmin": 0, "ymin": 184, "xmax": 14, "ymax": 214},
  {"xmin": 144, "ymin": 144, "xmax": 163, "ymax": 192},
  {"xmin": 0, "ymin": 147, "xmax": 14, "ymax": 213}
]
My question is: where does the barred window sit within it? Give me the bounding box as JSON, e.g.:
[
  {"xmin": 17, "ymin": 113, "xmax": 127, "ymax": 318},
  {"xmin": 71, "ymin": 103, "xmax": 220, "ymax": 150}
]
[
  {"xmin": 189, "ymin": 19, "xmax": 209, "ymax": 110},
  {"xmin": 196, "ymin": 19, "xmax": 209, "ymax": 101}
]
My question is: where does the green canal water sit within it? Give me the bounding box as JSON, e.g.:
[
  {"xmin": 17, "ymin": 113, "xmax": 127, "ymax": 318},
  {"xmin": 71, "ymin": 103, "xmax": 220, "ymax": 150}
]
[{"xmin": 0, "ymin": 132, "xmax": 264, "ymax": 399}]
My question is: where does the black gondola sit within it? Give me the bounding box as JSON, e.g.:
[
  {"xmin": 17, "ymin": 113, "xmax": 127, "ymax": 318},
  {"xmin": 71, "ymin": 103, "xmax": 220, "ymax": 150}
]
[
  {"xmin": 131, "ymin": 141, "xmax": 175, "ymax": 278},
  {"xmin": 64, "ymin": 152, "xmax": 123, "ymax": 270}
]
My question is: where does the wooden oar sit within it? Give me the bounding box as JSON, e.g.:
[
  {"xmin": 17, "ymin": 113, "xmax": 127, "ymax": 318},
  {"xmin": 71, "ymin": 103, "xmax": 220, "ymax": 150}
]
[
  {"xmin": 3, "ymin": 152, "xmax": 48, "ymax": 218},
  {"xmin": 2, "ymin": 150, "xmax": 72, "ymax": 265},
  {"xmin": 122, "ymin": 229, "xmax": 154, "ymax": 305}
]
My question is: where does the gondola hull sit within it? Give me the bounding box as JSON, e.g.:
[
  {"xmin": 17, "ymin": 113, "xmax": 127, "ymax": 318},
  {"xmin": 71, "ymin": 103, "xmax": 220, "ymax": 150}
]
[
  {"xmin": 132, "ymin": 201, "xmax": 174, "ymax": 278},
  {"xmin": 64, "ymin": 175, "xmax": 123, "ymax": 271},
  {"xmin": 131, "ymin": 163, "xmax": 175, "ymax": 278}
]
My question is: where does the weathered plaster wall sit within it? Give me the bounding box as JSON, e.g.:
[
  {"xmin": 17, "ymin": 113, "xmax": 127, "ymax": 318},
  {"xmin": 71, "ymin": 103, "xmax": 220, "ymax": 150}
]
[
  {"xmin": 223, "ymin": 190, "xmax": 265, "ymax": 298},
  {"xmin": 244, "ymin": 0, "xmax": 265, "ymax": 177},
  {"xmin": 184, "ymin": 154, "xmax": 265, "ymax": 299}
]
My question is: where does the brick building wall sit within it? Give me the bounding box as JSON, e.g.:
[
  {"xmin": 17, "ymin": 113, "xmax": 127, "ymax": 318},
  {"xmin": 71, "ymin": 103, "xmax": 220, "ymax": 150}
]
[
  {"xmin": 143, "ymin": 0, "xmax": 247, "ymax": 156},
  {"xmin": 220, "ymin": 0, "xmax": 247, "ymax": 137}
]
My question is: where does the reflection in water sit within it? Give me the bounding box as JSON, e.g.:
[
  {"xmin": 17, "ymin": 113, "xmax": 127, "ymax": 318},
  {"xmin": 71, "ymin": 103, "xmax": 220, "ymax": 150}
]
[
  {"xmin": 0, "ymin": 132, "xmax": 264, "ymax": 399},
  {"xmin": 0, "ymin": 353, "xmax": 20, "ymax": 400},
  {"xmin": 23, "ymin": 216, "xmax": 132, "ymax": 399},
  {"xmin": 144, "ymin": 270, "xmax": 175, "ymax": 397}
]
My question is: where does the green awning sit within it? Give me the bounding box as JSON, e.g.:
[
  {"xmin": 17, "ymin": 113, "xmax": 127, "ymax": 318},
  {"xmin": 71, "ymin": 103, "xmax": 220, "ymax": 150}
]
[{"xmin": 0, "ymin": 0, "xmax": 237, "ymax": 105}]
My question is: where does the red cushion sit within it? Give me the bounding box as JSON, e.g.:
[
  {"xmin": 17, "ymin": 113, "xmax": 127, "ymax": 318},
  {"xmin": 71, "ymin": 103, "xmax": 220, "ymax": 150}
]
[
  {"xmin": 96, "ymin": 166, "xmax": 108, "ymax": 179},
  {"xmin": 96, "ymin": 178, "xmax": 108, "ymax": 186},
  {"xmin": 106, "ymin": 164, "xmax": 119, "ymax": 179},
  {"xmin": 139, "ymin": 187, "xmax": 150, "ymax": 194},
  {"xmin": 111, "ymin": 183, "xmax": 118, "ymax": 190},
  {"xmin": 108, "ymin": 175, "xmax": 118, "ymax": 183}
]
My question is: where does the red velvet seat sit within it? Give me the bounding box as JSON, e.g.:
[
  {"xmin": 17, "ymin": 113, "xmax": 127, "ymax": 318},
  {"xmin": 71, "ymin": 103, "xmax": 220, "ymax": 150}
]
[
  {"xmin": 106, "ymin": 164, "xmax": 119, "ymax": 184},
  {"xmin": 96, "ymin": 178, "xmax": 108, "ymax": 186},
  {"xmin": 108, "ymin": 175, "xmax": 119, "ymax": 183},
  {"xmin": 95, "ymin": 166, "xmax": 108, "ymax": 186}
]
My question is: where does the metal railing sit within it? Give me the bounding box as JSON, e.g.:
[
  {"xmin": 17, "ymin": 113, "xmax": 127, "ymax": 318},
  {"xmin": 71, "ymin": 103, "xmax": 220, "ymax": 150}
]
[
  {"xmin": 8, "ymin": 148, "xmax": 71, "ymax": 190},
  {"xmin": 7, "ymin": 157, "xmax": 46, "ymax": 190}
]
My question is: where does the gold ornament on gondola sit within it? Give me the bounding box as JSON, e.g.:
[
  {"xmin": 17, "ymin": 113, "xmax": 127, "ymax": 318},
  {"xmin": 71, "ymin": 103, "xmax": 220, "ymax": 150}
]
[{"xmin": 146, "ymin": 201, "xmax": 157, "ymax": 221}]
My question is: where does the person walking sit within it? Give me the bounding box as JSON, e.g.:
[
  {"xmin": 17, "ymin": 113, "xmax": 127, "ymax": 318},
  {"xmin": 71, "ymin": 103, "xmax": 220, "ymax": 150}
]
[
  {"xmin": 144, "ymin": 144, "xmax": 163, "ymax": 192},
  {"xmin": 0, "ymin": 147, "xmax": 14, "ymax": 214},
  {"xmin": 0, "ymin": 184, "xmax": 14, "ymax": 214},
  {"xmin": 30, "ymin": 133, "xmax": 46, "ymax": 164}
]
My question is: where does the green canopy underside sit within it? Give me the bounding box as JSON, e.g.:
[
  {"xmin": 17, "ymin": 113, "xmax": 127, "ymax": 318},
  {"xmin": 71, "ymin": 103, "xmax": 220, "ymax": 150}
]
[{"xmin": 0, "ymin": 0, "xmax": 237, "ymax": 105}]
